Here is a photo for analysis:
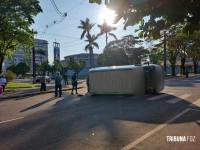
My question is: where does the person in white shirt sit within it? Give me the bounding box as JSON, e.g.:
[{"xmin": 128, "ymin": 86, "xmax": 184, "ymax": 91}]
[{"xmin": 0, "ymin": 76, "xmax": 7, "ymax": 92}]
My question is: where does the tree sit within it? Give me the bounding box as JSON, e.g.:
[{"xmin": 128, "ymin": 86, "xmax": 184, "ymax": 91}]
[
  {"xmin": 7, "ymin": 62, "xmax": 30, "ymax": 76},
  {"xmin": 98, "ymin": 20, "xmax": 117, "ymax": 47},
  {"xmin": 129, "ymin": 47, "xmax": 149, "ymax": 65},
  {"xmin": 187, "ymin": 31, "xmax": 200, "ymax": 73},
  {"xmin": 89, "ymin": 0, "xmax": 200, "ymax": 35},
  {"xmin": 98, "ymin": 35, "xmax": 148, "ymax": 66},
  {"xmin": 0, "ymin": 0, "xmax": 42, "ymax": 73},
  {"xmin": 17, "ymin": 62, "xmax": 31, "ymax": 76},
  {"xmin": 97, "ymin": 48, "xmax": 129, "ymax": 66},
  {"xmin": 38, "ymin": 60, "xmax": 51, "ymax": 75},
  {"xmin": 149, "ymin": 47, "xmax": 163, "ymax": 64},
  {"xmin": 78, "ymin": 18, "xmax": 99, "ymax": 68},
  {"xmin": 66, "ymin": 57, "xmax": 86, "ymax": 75},
  {"xmin": 53, "ymin": 59, "xmax": 63, "ymax": 74}
]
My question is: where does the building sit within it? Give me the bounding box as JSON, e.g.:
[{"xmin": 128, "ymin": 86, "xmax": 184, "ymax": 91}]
[
  {"xmin": 3, "ymin": 39, "xmax": 48, "ymax": 72},
  {"xmin": 61, "ymin": 53, "xmax": 99, "ymax": 76},
  {"xmin": 53, "ymin": 42, "xmax": 60, "ymax": 61}
]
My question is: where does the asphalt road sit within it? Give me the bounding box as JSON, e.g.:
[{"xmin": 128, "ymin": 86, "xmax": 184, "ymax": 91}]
[{"xmin": 0, "ymin": 76, "xmax": 200, "ymax": 150}]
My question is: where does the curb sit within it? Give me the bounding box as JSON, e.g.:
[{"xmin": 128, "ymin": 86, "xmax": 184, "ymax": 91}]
[{"xmin": 0, "ymin": 86, "xmax": 84, "ymax": 100}]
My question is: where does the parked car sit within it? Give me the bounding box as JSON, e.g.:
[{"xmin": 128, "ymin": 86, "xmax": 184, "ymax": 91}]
[
  {"xmin": 16, "ymin": 74, "xmax": 22, "ymax": 79},
  {"xmin": 36, "ymin": 76, "xmax": 51, "ymax": 83},
  {"xmin": 45, "ymin": 76, "xmax": 51, "ymax": 83}
]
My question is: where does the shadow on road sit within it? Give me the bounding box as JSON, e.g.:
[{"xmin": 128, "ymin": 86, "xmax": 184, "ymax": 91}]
[
  {"xmin": 1, "ymin": 92, "xmax": 200, "ymax": 150},
  {"xmin": 20, "ymin": 97, "xmax": 57, "ymax": 112}
]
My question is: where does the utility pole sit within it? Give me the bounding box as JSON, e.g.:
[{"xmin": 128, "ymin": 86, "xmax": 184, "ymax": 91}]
[
  {"xmin": 32, "ymin": 29, "xmax": 36, "ymax": 83},
  {"xmin": 163, "ymin": 30, "xmax": 167, "ymax": 76},
  {"xmin": 32, "ymin": 45, "xmax": 36, "ymax": 84}
]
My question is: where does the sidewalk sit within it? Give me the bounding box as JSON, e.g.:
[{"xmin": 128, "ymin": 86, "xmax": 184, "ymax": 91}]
[
  {"xmin": 166, "ymin": 73, "xmax": 200, "ymax": 78},
  {"xmin": 0, "ymin": 80, "xmax": 87, "ymax": 100}
]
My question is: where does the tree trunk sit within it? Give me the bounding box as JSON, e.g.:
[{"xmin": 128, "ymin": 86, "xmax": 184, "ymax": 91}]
[
  {"xmin": 0, "ymin": 57, "xmax": 4, "ymax": 74},
  {"xmin": 89, "ymin": 47, "xmax": 93, "ymax": 68},
  {"xmin": 181, "ymin": 57, "xmax": 186, "ymax": 75},
  {"xmin": 171, "ymin": 65, "xmax": 176, "ymax": 76},
  {"xmin": 91, "ymin": 49, "xmax": 94, "ymax": 67},
  {"xmin": 106, "ymin": 32, "xmax": 108, "ymax": 47}
]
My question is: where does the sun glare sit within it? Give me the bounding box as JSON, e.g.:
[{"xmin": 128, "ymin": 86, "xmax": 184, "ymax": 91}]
[{"xmin": 99, "ymin": 7, "xmax": 117, "ymax": 25}]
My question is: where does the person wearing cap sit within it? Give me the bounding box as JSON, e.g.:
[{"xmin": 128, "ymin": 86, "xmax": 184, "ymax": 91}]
[{"xmin": 55, "ymin": 72, "xmax": 62, "ymax": 97}]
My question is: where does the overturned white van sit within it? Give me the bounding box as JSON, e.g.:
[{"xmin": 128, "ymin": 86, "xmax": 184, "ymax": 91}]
[{"xmin": 88, "ymin": 64, "xmax": 164, "ymax": 95}]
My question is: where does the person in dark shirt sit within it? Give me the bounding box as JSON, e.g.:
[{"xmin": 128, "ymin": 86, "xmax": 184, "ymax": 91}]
[{"xmin": 71, "ymin": 72, "xmax": 78, "ymax": 95}]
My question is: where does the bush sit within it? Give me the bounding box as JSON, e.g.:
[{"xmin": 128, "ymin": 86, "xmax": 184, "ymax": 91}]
[{"xmin": 1, "ymin": 70, "xmax": 16, "ymax": 82}]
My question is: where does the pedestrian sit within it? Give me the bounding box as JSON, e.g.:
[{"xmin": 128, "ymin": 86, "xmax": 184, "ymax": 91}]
[
  {"xmin": 0, "ymin": 76, "xmax": 7, "ymax": 93},
  {"xmin": 185, "ymin": 67, "xmax": 189, "ymax": 78},
  {"xmin": 63, "ymin": 73, "xmax": 68, "ymax": 85},
  {"xmin": 40, "ymin": 73, "xmax": 46, "ymax": 92},
  {"xmin": 55, "ymin": 72, "xmax": 62, "ymax": 97},
  {"xmin": 71, "ymin": 72, "xmax": 78, "ymax": 95}
]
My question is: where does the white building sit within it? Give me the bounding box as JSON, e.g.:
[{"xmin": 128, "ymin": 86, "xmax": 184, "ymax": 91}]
[
  {"xmin": 61, "ymin": 53, "xmax": 99, "ymax": 76},
  {"xmin": 3, "ymin": 39, "xmax": 48, "ymax": 72}
]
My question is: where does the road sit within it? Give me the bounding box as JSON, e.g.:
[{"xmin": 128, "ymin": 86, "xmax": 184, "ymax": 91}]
[{"xmin": 0, "ymin": 76, "xmax": 200, "ymax": 150}]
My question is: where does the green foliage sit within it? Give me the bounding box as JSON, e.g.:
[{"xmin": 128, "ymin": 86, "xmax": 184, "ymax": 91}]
[
  {"xmin": 97, "ymin": 49, "xmax": 129, "ymax": 66},
  {"xmin": 149, "ymin": 48, "xmax": 163, "ymax": 65},
  {"xmin": 7, "ymin": 62, "xmax": 30, "ymax": 76},
  {"xmin": 97, "ymin": 20, "xmax": 117, "ymax": 46},
  {"xmin": 66, "ymin": 57, "xmax": 86, "ymax": 74},
  {"xmin": 1, "ymin": 70, "xmax": 16, "ymax": 82},
  {"xmin": 99, "ymin": 35, "xmax": 148, "ymax": 65},
  {"xmin": 6, "ymin": 82, "xmax": 39, "ymax": 89},
  {"xmin": 187, "ymin": 31, "xmax": 200, "ymax": 62},
  {"xmin": 0, "ymin": 0, "xmax": 42, "ymax": 73},
  {"xmin": 78, "ymin": 18, "xmax": 99, "ymax": 68},
  {"xmin": 130, "ymin": 47, "xmax": 149, "ymax": 65},
  {"xmin": 53, "ymin": 59, "xmax": 63, "ymax": 73},
  {"xmin": 89, "ymin": 0, "xmax": 200, "ymax": 37},
  {"xmin": 17, "ymin": 62, "xmax": 31, "ymax": 76},
  {"xmin": 37, "ymin": 60, "xmax": 51, "ymax": 75},
  {"xmin": 98, "ymin": 35, "xmax": 148, "ymax": 66}
]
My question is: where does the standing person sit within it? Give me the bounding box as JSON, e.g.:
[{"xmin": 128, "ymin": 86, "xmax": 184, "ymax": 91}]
[
  {"xmin": 40, "ymin": 73, "xmax": 46, "ymax": 92},
  {"xmin": 55, "ymin": 72, "xmax": 62, "ymax": 97},
  {"xmin": 0, "ymin": 76, "xmax": 7, "ymax": 92},
  {"xmin": 63, "ymin": 73, "xmax": 68, "ymax": 85},
  {"xmin": 71, "ymin": 72, "xmax": 78, "ymax": 95}
]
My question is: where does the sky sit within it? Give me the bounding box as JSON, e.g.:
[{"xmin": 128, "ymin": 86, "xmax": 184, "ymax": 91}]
[{"xmin": 31, "ymin": 0, "xmax": 139, "ymax": 64}]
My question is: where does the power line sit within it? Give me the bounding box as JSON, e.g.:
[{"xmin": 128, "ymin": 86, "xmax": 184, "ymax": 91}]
[
  {"xmin": 50, "ymin": 0, "xmax": 66, "ymax": 17},
  {"xmin": 41, "ymin": 0, "xmax": 68, "ymax": 34}
]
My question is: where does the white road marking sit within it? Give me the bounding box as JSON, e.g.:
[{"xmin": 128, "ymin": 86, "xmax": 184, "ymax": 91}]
[
  {"xmin": 121, "ymin": 98, "xmax": 200, "ymax": 150},
  {"xmin": 0, "ymin": 117, "xmax": 24, "ymax": 124},
  {"xmin": 166, "ymin": 94, "xmax": 191, "ymax": 104},
  {"xmin": 121, "ymin": 108, "xmax": 190, "ymax": 150},
  {"xmin": 147, "ymin": 93, "xmax": 174, "ymax": 100},
  {"xmin": 189, "ymin": 99, "xmax": 200, "ymax": 107}
]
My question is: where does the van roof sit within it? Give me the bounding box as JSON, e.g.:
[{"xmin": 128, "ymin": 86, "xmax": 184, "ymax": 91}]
[{"xmin": 89, "ymin": 64, "xmax": 160, "ymax": 72}]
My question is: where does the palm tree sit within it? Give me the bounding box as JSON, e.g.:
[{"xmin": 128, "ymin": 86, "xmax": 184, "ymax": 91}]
[
  {"xmin": 84, "ymin": 34, "xmax": 99, "ymax": 67},
  {"xmin": 98, "ymin": 20, "xmax": 117, "ymax": 47},
  {"xmin": 78, "ymin": 18, "xmax": 99, "ymax": 68},
  {"xmin": 78, "ymin": 18, "xmax": 95, "ymax": 39}
]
